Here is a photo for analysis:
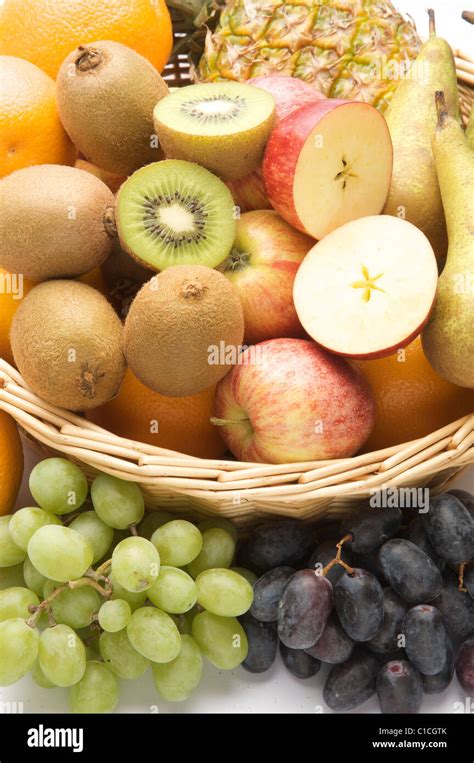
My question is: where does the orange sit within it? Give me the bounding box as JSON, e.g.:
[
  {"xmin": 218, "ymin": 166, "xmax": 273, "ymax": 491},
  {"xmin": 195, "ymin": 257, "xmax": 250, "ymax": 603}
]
[
  {"xmin": 0, "ymin": 56, "xmax": 76, "ymax": 177},
  {"xmin": 354, "ymin": 337, "xmax": 474, "ymax": 452},
  {"xmin": 0, "ymin": 411, "xmax": 23, "ymax": 515},
  {"xmin": 0, "ymin": 269, "xmax": 34, "ymax": 366},
  {"xmin": 0, "ymin": 0, "xmax": 173, "ymax": 79},
  {"xmin": 88, "ymin": 369, "xmax": 227, "ymax": 459}
]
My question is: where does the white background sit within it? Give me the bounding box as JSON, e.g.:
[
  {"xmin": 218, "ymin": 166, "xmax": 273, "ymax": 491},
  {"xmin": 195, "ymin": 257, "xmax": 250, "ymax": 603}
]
[{"xmin": 1, "ymin": 0, "xmax": 473, "ymax": 714}]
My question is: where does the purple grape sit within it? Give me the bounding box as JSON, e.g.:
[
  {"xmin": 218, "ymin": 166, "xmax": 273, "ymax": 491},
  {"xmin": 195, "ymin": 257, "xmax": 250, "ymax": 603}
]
[
  {"xmin": 305, "ymin": 613, "xmax": 354, "ymax": 664},
  {"xmin": 447, "ymin": 489, "xmax": 474, "ymax": 516},
  {"xmin": 334, "ymin": 569, "xmax": 384, "ymax": 642},
  {"xmin": 379, "ymin": 539, "xmax": 443, "ymax": 604},
  {"xmin": 403, "ymin": 605, "xmax": 449, "ymax": 675},
  {"xmin": 433, "ymin": 570, "xmax": 474, "ymax": 642},
  {"xmin": 307, "ymin": 541, "xmax": 349, "ymax": 586},
  {"xmin": 407, "ymin": 517, "xmax": 445, "ymax": 572},
  {"xmin": 250, "ymin": 567, "xmax": 295, "ymax": 622},
  {"xmin": 244, "ymin": 521, "xmax": 317, "ymax": 572},
  {"xmin": 240, "ymin": 614, "xmax": 278, "ymax": 674},
  {"xmin": 279, "ymin": 643, "xmax": 321, "ymax": 679},
  {"xmin": 423, "ymin": 494, "xmax": 474, "ymax": 566},
  {"xmin": 277, "ymin": 570, "xmax": 332, "ymax": 650},
  {"xmin": 341, "ymin": 506, "xmax": 402, "ymax": 554},
  {"xmin": 323, "ymin": 650, "xmax": 379, "ymax": 711},
  {"xmin": 422, "ymin": 637, "xmax": 455, "ymax": 695},
  {"xmin": 348, "ymin": 550, "xmax": 388, "ymax": 585},
  {"xmin": 376, "ymin": 660, "xmax": 423, "ymax": 714},
  {"xmin": 456, "ymin": 636, "xmax": 474, "ymax": 695},
  {"xmin": 367, "ymin": 588, "xmax": 408, "ymax": 655}
]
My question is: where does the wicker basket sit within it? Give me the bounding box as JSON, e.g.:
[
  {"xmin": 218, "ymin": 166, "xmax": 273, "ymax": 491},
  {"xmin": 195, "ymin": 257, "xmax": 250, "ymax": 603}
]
[{"xmin": 1, "ymin": 34, "xmax": 473, "ymax": 528}]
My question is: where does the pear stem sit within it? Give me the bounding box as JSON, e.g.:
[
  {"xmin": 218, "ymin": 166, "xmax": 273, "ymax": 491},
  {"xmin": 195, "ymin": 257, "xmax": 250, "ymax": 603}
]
[
  {"xmin": 435, "ymin": 91, "xmax": 449, "ymax": 128},
  {"xmin": 428, "ymin": 8, "xmax": 436, "ymax": 37},
  {"xmin": 462, "ymin": 11, "xmax": 474, "ymax": 24}
]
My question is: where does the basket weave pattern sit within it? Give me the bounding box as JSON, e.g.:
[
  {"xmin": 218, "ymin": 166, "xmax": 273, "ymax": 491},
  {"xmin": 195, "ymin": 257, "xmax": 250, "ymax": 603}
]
[{"xmin": 1, "ymin": 361, "xmax": 472, "ymax": 526}]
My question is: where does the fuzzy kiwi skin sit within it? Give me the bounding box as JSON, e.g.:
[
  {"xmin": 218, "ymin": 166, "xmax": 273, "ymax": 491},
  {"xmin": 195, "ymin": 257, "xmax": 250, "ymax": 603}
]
[
  {"xmin": 123, "ymin": 265, "xmax": 245, "ymax": 397},
  {"xmin": 0, "ymin": 164, "xmax": 116, "ymax": 282},
  {"xmin": 10, "ymin": 280, "xmax": 126, "ymax": 412},
  {"xmin": 56, "ymin": 41, "xmax": 168, "ymax": 176}
]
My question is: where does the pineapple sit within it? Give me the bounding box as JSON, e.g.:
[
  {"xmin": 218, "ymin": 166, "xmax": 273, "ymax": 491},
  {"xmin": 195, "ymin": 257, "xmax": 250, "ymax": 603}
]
[{"xmin": 196, "ymin": 0, "xmax": 421, "ymax": 111}]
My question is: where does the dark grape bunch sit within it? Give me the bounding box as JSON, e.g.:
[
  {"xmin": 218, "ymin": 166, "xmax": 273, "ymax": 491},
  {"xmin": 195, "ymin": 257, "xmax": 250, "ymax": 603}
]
[{"xmin": 238, "ymin": 490, "xmax": 474, "ymax": 713}]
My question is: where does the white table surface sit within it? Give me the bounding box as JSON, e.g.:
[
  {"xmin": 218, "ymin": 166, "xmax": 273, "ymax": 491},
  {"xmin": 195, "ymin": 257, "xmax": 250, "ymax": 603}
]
[{"xmin": 2, "ymin": 0, "xmax": 473, "ymax": 715}]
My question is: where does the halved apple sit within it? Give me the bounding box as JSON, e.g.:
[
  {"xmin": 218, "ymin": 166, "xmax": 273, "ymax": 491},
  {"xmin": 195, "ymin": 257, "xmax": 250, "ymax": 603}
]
[
  {"xmin": 262, "ymin": 99, "xmax": 393, "ymax": 240},
  {"xmin": 293, "ymin": 216, "xmax": 439, "ymax": 359}
]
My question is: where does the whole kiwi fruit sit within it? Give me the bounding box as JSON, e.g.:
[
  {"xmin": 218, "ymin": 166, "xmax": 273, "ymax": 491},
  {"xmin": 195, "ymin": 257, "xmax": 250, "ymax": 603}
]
[
  {"xmin": 0, "ymin": 164, "xmax": 116, "ymax": 281},
  {"xmin": 10, "ymin": 280, "xmax": 126, "ymax": 411},
  {"xmin": 56, "ymin": 41, "xmax": 169, "ymax": 176},
  {"xmin": 123, "ymin": 265, "xmax": 245, "ymax": 397}
]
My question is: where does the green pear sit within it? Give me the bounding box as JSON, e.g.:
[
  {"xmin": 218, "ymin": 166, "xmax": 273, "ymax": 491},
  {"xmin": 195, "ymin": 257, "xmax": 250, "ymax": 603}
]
[
  {"xmin": 383, "ymin": 9, "xmax": 459, "ymax": 267},
  {"xmin": 422, "ymin": 92, "xmax": 474, "ymax": 388},
  {"xmin": 467, "ymin": 107, "xmax": 474, "ymax": 149}
]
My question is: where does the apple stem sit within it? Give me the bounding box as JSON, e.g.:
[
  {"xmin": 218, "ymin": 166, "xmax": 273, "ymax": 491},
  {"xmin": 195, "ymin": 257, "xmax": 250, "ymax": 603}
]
[
  {"xmin": 428, "ymin": 8, "xmax": 436, "ymax": 37},
  {"xmin": 222, "ymin": 249, "xmax": 251, "ymax": 272},
  {"xmin": 210, "ymin": 416, "xmax": 250, "ymax": 427},
  {"xmin": 435, "ymin": 91, "xmax": 448, "ymax": 128}
]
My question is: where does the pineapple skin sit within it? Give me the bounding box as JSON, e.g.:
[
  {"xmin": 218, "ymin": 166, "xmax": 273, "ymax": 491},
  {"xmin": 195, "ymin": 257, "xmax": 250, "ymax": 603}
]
[{"xmin": 198, "ymin": 0, "xmax": 421, "ymax": 112}]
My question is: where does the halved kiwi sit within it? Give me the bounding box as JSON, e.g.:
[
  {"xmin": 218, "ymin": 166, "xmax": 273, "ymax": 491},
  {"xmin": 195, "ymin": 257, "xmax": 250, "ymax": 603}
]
[
  {"xmin": 116, "ymin": 160, "xmax": 236, "ymax": 272},
  {"xmin": 153, "ymin": 83, "xmax": 276, "ymax": 180}
]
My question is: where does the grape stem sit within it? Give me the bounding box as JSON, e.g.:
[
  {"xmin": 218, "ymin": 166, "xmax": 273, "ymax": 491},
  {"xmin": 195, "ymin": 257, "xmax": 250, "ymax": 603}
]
[
  {"xmin": 129, "ymin": 523, "xmax": 138, "ymax": 536},
  {"xmin": 26, "ymin": 573, "xmax": 113, "ymax": 628},
  {"xmin": 458, "ymin": 561, "xmax": 471, "ymax": 592},
  {"xmin": 322, "ymin": 534, "xmax": 355, "ymax": 577}
]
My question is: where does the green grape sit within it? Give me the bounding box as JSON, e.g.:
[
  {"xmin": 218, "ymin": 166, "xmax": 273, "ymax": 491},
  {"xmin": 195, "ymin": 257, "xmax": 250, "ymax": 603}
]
[
  {"xmin": 91, "ymin": 474, "xmax": 144, "ymax": 529},
  {"xmin": 51, "ymin": 586, "xmax": 101, "ymax": 630},
  {"xmin": 198, "ymin": 517, "xmax": 238, "ymax": 542},
  {"xmin": 42, "ymin": 578, "xmax": 62, "ymax": 600},
  {"xmin": 196, "ymin": 569, "xmax": 254, "ymax": 617},
  {"xmin": 0, "ymin": 618, "xmax": 39, "ymax": 685},
  {"xmin": 109, "ymin": 573, "xmax": 147, "ymax": 611},
  {"xmin": 70, "ymin": 661, "xmax": 119, "ymax": 714},
  {"xmin": 39, "ymin": 625, "xmax": 86, "ymax": 687},
  {"xmin": 138, "ymin": 511, "xmax": 174, "ymax": 539},
  {"xmin": 111, "ymin": 537, "xmax": 160, "ymax": 592},
  {"xmin": 127, "ymin": 606, "xmax": 181, "ymax": 663},
  {"xmin": 0, "ymin": 516, "xmax": 27, "ymax": 567},
  {"xmin": 187, "ymin": 528, "xmax": 235, "ymax": 578},
  {"xmin": 99, "ymin": 628, "xmax": 149, "ymax": 679},
  {"xmin": 76, "ymin": 627, "xmax": 101, "ymax": 660},
  {"xmin": 27, "ymin": 525, "xmax": 94, "ymax": 583},
  {"xmin": 23, "ymin": 557, "xmax": 47, "ymax": 597},
  {"xmin": 32, "ymin": 660, "xmax": 56, "ymax": 689},
  {"xmin": 0, "ymin": 563, "xmax": 25, "ymax": 590},
  {"xmin": 151, "ymin": 520, "xmax": 202, "ymax": 567},
  {"xmin": 192, "ymin": 611, "xmax": 248, "ymax": 670},
  {"xmin": 231, "ymin": 567, "xmax": 258, "ymax": 586},
  {"xmin": 98, "ymin": 599, "xmax": 131, "ymax": 632},
  {"xmin": 152, "ymin": 634, "xmax": 202, "ymax": 701},
  {"xmin": 0, "ymin": 586, "xmax": 39, "ymax": 622},
  {"xmin": 9, "ymin": 507, "xmax": 62, "ymax": 551},
  {"xmin": 147, "ymin": 566, "xmax": 197, "ymax": 614},
  {"xmin": 69, "ymin": 511, "xmax": 114, "ymax": 564},
  {"xmin": 29, "ymin": 458, "xmax": 88, "ymax": 515}
]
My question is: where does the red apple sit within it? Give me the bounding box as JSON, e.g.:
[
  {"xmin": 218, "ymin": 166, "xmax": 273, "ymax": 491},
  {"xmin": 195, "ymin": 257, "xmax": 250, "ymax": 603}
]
[
  {"xmin": 248, "ymin": 75, "xmax": 326, "ymax": 122},
  {"xmin": 225, "ymin": 76, "xmax": 326, "ymax": 213},
  {"xmin": 225, "ymin": 168, "xmax": 271, "ymax": 214},
  {"xmin": 220, "ymin": 210, "xmax": 313, "ymax": 344},
  {"xmin": 262, "ymin": 99, "xmax": 393, "ymax": 240},
  {"xmin": 213, "ymin": 338, "xmax": 375, "ymax": 464},
  {"xmin": 293, "ymin": 216, "xmax": 438, "ymax": 359}
]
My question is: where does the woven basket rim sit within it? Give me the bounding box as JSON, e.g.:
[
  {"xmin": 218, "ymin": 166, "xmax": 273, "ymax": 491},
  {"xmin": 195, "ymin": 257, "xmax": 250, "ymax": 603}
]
[{"xmin": 1, "ymin": 360, "xmax": 472, "ymax": 524}]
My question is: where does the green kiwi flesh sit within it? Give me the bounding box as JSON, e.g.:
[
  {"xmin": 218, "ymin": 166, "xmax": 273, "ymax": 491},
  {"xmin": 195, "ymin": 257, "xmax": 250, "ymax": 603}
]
[
  {"xmin": 0, "ymin": 164, "xmax": 116, "ymax": 281},
  {"xmin": 10, "ymin": 280, "xmax": 126, "ymax": 411},
  {"xmin": 116, "ymin": 160, "xmax": 236, "ymax": 271},
  {"xmin": 123, "ymin": 265, "xmax": 245, "ymax": 397},
  {"xmin": 153, "ymin": 82, "xmax": 276, "ymax": 180},
  {"xmin": 56, "ymin": 40, "xmax": 168, "ymax": 176}
]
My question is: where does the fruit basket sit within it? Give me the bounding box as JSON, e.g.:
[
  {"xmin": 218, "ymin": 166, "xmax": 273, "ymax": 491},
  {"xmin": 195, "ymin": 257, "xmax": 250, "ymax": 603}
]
[{"xmin": 0, "ymin": 360, "xmax": 472, "ymax": 526}]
